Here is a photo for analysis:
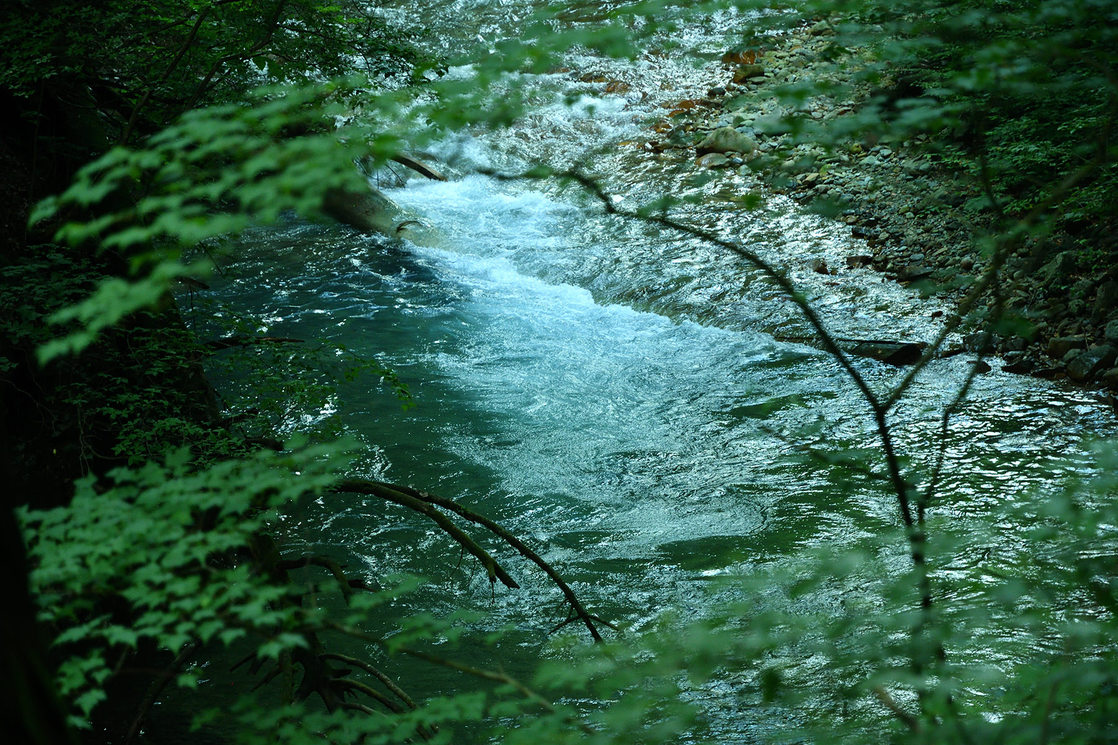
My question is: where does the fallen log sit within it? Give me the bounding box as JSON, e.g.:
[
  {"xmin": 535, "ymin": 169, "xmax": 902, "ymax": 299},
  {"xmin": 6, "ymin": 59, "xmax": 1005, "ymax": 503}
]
[
  {"xmin": 770, "ymin": 331, "xmax": 929, "ymax": 366},
  {"xmin": 390, "ymin": 153, "xmax": 447, "ymax": 182},
  {"xmin": 321, "ymin": 185, "xmax": 439, "ymax": 247},
  {"xmin": 844, "ymin": 339, "xmax": 928, "ymax": 366}
]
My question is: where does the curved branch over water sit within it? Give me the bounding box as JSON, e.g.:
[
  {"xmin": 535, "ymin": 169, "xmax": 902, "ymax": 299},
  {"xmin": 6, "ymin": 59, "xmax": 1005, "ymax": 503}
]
[
  {"xmin": 335, "ymin": 478, "xmax": 613, "ymax": 641},
  {"xmin": 335, "ymin": 479, "xmax": 519, "ymax": 590}
]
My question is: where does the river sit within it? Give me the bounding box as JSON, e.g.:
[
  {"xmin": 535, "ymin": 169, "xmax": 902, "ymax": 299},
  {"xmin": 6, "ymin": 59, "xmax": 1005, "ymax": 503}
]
[{"xmin": 194, "ymin": 1, "xmax": 1118, "ymax": 740}]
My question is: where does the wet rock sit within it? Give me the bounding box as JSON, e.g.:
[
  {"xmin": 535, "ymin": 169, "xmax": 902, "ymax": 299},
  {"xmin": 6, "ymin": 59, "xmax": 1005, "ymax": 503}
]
[
  {"xmin": 968, "ymin": 359, "xmax": 992, "ymax": 374},
  {"xmin": 809, "ymin": 258, "xmax": 830, "ymax": 275},
  {"xmin": 1095, "ymin": 281, "xmax": 1118, "ymax": 317},
  {"xmin": 696, "ymin": 126, "xmax": 757, "ymax": 156},
  {"xmin": 807, "ymin": 20, "xmax": 832, "ymax": 36},
  {"xmin": 963, "ymin": 332, "xmax": 995, "ymax": 353},
  {"xmin": 1067, "ymin": 345, "xmax": 1118, "ymax": 381},
  {"xmin": 1047, "ymin": 335, "xmax": 1087, "ymax": 359},
  {"xmin": 845, "ymin": 254, "xmax": 874, "ymax": 269},
  {"xmin": 1002, "ymin": 357, "xmax": 1036, "ymax": 375},
  {"xmin": 898, "ymin": 263, "xmax": 934, "ymax": 281},
  {"xmin": 1106, "ymin": 319, "xmax": 1118, "ymax": 343},
  {"xmin": 1038, "ymin": 251, "xmax": 1077, "ymax": 285},
  {"xmin": 697, "ymin": 152, "xmax": 730, "ymax": 168},
  {"xmin": 1101, "ymin": 367, "xmax": 1118, "ymax": 390}
]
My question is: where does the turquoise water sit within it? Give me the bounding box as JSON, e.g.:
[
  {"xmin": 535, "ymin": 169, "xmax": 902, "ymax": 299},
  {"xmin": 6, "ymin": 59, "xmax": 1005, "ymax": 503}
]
[{"xmin": 193, "ymin": 1, "xmax": 1118, "ymax": 738}]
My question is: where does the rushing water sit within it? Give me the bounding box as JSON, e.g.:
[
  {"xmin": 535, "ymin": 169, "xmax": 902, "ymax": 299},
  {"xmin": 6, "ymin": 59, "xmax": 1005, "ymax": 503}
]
[{"xmin": 195, "ymin": 0, "xmax": 1118, "ymax": 739}]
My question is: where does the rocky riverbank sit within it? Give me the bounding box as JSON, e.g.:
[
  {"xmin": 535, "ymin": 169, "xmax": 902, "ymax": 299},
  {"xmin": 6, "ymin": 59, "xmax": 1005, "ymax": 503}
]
[{"xmin": 654, "ymin": 20, "xmax": 1118, "ymax": 392}]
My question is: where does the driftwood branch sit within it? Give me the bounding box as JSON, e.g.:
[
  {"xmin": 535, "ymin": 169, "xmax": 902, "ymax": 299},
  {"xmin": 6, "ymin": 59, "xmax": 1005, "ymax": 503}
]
[{"xmin": 277, "ymin": 554, "xmax": 377, "ymax": 599}]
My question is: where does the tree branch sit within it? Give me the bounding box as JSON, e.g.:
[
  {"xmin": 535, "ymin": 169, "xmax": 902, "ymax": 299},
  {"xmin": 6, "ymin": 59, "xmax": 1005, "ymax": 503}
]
[
  {"xmin": 334, "ymin": 480, "xmax": 520, "ymax": 589},
  {"xmin": 365, "ymin": 479, "xmax": 613, "ymax": 642}
]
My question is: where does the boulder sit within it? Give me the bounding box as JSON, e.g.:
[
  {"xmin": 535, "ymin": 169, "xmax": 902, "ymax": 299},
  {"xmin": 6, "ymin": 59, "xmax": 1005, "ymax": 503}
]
[
  {"xmin": 1038, "ymin": 251, "xmax": 1077, "ymax": 285},
  {"xmin": 732, "ymin": 64, "xmax": 765, "ymax": 84},
  {"xmin": 1066, "ymin": 345, "xmax": 1118, "ymax": 381},
  {"xmin": 697, "ymin": 153, "xmax": 730, "ymax": 169},
  {"xmin": 1101, "ymin": 367, "xmax": 1118, "ymax": 390},
  {"xmin": 809, "ymin": 258, "xmax": 830, "ymax": 275},
  {"xmin": 1095, "ymin": 281, "xmax": 1118, "ymax": 317},
  {"xmin": 1106, "ymin": 319, "xmax": 1118, "ymax": 343},
  {"xmin": 1002, "ymin": 357, "xmax": 1036, "ymax": 375},
  {"xmin": 696, "ymin": 127, "xmax": 757, "ymax": 156},
  {"xmin": 1047, "ymin": 335, "xmax": 1088, "ymax": 359}
]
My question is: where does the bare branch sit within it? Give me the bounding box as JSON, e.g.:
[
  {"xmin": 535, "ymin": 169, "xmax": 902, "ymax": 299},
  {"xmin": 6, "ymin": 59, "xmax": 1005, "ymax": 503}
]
[
  {"xmin": 335, "ymin": 480, "xmax": 520, "ymax": 589},
  {"xmin": 321, "ymin": 652, "xmax": 418, "ymax": 711},
  {"xmin": 365, "ymin": 479, "xmax": 614, "ymax": 642}
]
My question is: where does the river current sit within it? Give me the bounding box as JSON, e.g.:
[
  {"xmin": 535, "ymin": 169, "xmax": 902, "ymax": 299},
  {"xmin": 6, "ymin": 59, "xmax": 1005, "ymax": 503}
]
[{"xmin": 195, "ymin": 1, "xmax": 1117, "ymax": 740}]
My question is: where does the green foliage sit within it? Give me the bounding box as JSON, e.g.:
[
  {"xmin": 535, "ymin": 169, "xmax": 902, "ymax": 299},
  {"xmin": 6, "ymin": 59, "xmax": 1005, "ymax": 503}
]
[
  {"xmin": 20, "ymin": 443, "xmax": 345, "ymax": 729},
  {"xmin": 11, "ymin": 0, "xmax": 1118, "ymax": 744},
  {"xmin": 0, "ymin": 0, "xmax": 432, "ymax": 123},
  {"xmin": 29, "ymin": 80, "xmax": 406, "ymax": 355}
]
